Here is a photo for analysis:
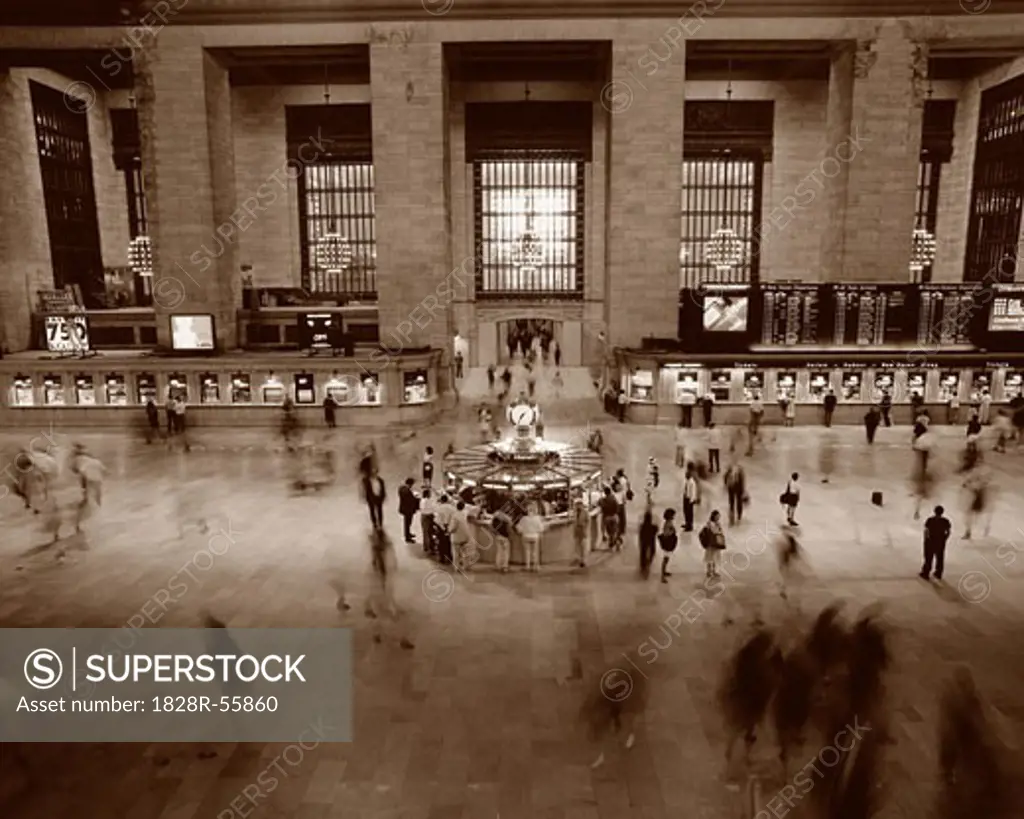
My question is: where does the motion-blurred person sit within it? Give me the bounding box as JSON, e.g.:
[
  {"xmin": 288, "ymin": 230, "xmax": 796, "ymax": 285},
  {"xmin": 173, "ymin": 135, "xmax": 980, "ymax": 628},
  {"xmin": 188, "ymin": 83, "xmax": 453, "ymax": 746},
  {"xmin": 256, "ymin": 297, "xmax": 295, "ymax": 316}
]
[
  {"xmin": 747, "ymin": 394, "xmax": 764, "ymax": 451},
  {"xmin": 775, "ymin": 524, "xmax": 804, "ymax": 601},
  {"xmin": 772, "ymin": 645, "xmax": 816, "ymax": 776},
  {"xmin": 145, "ymin": 398, "xmax": 160, "ymax": 443},
  {"xmin": 421, "ymin": 445, "xmax": 434, "ymax": 488},
  {"xmin": 70, "ymin": 444, "xmax": 104, "ymax": 535},
  {"xmin": 674, "ymin": 424, "xmax": 687, "ymax": 467},
  {"xmin": 322, "ymin": 393, "xmax": 337, "ymax": 428},
  {"xmin": 599, "ymin": 487, "xmax": 620, "ymax": 549},
  {"xmin": 719, "ymin": 626, "xmax": 782, "ymax": 769},
  {"xmin": 572, "ymin": 498, "xmax": 589, "ymax": 569},
  {"xmin": 993, "ymin": 409, "xmax": 1012, "ymax": 452},
  {"xmin": 780, "ymin": 472, "xmax": 800, "ymax": 526},
  {"xmin": 819, "ymin": 432, "xmax": 836, "ymax": 483},
  {"xmin": 879, "ymin": 389, "xmax": 893, "ymax": 426},
  {"xmin": 637, "ymin": 506, "xmax": 657, "ymax": 579},
  {"xmin": 583, "ymin": 656, "xmax": 649, "ymax": 769},
  {"xmin": 864, "ymin": 404, "xmax": 881, "ymax": 444},
  {"xmin": 361, "ymin": 465, "xmax": 386, "ymax": 530},
  {"xmin": 365, "ymin": 527, "xmax": 414, "ymax": 650},
  {"xmin": 961, "ymin": 468, "xmax": 991, "ymax": 540},
  {"xmin": 724, "ymin": 461, "xmax": 747, "ymax": 526}
]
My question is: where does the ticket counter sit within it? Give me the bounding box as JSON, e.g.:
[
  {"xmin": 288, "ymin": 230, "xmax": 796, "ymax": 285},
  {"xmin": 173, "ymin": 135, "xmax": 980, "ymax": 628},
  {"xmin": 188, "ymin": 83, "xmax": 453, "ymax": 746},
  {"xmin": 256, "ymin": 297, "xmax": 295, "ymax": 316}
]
[{"xmin": 0, "ymin": 349, "xmax": 443, "ymax": 428}]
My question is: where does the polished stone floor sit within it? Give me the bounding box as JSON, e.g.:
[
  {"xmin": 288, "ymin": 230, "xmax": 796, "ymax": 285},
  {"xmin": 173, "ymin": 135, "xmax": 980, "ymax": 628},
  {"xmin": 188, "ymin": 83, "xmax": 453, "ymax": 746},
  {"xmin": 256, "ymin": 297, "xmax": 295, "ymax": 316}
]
[{"xmin": 1, "ymin": 410, "xmax": 1023, "ymax": 819}]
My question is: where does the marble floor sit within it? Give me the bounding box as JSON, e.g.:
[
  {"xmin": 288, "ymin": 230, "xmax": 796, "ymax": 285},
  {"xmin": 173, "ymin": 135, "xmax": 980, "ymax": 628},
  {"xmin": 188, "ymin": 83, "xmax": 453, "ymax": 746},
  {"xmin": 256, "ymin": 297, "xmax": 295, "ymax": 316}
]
[{"xmin": 1, "ymin": 411, "xmax": 1023, "ymax": 819}]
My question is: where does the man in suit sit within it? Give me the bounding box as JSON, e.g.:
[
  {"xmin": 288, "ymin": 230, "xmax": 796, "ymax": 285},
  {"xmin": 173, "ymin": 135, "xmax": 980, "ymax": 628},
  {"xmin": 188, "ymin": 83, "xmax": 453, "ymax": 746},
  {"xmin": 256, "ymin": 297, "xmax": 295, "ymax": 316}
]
[
  {"xmin": 397, "ymin": 478, "xmax": 419, "ymax": 544},
  {"xmin": 362, "ymin": 467, "xmax": 386, "ymax": 531},
  {"xmin": 823, "ymin": 389, "xmax": 838, "ymax": 428},
  {"xmin": 920, "ymin": 505, "xmax": 952, "ymax": 581}
]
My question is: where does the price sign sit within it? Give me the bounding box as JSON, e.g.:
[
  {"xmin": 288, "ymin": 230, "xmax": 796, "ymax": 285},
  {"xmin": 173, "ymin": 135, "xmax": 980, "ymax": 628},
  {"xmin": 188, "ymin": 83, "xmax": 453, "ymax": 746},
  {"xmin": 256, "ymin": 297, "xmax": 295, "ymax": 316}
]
[{"xmin": 44, "ymin": 315, "xmax": 90, "ymax": 353}]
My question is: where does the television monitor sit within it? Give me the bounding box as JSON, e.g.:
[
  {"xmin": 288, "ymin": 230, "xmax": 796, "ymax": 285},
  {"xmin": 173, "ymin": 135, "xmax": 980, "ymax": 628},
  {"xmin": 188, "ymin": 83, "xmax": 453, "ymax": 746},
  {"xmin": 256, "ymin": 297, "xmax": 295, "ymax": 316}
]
[
  {"xmin": 298, "ymin": 313, "xmax": 342, "ymax": 350},
  {"xmin": 702, "ymin": 295, "xmax": 749, "ymax": 332},
  {"xmin": 989, "ymin": 295, "xmax": 1024, "ymax": 331},
  {"xmin": 170, "ymin": 315, "xmax": 215, "ymax": 351}
]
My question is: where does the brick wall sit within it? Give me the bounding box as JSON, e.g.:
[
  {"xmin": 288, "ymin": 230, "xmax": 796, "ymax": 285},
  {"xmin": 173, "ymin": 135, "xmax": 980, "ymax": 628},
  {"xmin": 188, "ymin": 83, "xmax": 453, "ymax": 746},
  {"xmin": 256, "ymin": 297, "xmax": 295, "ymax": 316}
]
[
  {"xmin": 370, "ymin": 37, "xmax": 450, "ymax": 355},
  {"xmin": 606, "ymin": 28, "xmax": 685, "ymax": 348}
]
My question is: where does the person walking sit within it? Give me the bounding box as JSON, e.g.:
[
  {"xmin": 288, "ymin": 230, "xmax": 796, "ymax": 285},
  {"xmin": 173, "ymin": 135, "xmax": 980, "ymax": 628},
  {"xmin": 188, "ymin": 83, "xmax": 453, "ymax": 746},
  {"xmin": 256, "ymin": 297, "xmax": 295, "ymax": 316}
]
[
  {"xmin": 657, "ymin": 508, "xmax": 678, "ymax": 583},
  {"xmin": 323, "ymin": 393, "xmax": 337, "ymax": 428},
  {"xmin": 518, "ymin": 503, "xmax": 545, "ymax": 572},
  {"xmin": 699, "ymin": 509, "xmax": 726, "ymax": 579},
  {"xmin": 682, "ymin": 467, "xmax": 700, "ymax": 532},
  {"xmin": 165, "ymin": 394, "xmax": 176, "ymax": 438},
  {"xmin": 365, "ymin": 528, "xmax": 415, "ymax": 650},
  {"xmin": 822, "ymin": 389, "xmax": 837, "ymax": 428},
  {"xmin": 706, "ymin": 423, "xmax": 722, "ymax": 474},
  {"xmin": 962, "ymin": 469, "xmax": 991, "ymax": 540},
  {"xmin": 780, "ymin": 472, "xmax": 800, "ymax": 526},
  {"xmin": 173, "ymin": 396, "xmax": 190, "ymax": 451},
  {"xmin": 724, "ymin": 461, "xmax": 746, "ymax": 526},
  {"xmin": 880, "ymin": 390, "xmax": 893, "ymax": 427},
  {"xmin": 362, "ymin": 467, "xmax": 386, "ymax": 530},
  {"xmin": 638, "ymin": 506, "xmax": 657, "ymax": 579},
  {"xmin": 864, "ymin": 405, "xmax": 881, "ymax": 444},
  {"xmin": 572, "ymin": 498, "xmax": 589, "ymax": 569},
  {"xmin": 145, "ymin": 399, "xmax": 160, "ymax": 444},
  {"xmin": 397, "ymin": 478, "xmax": 419, "ymax": 544},
  {"xmin": 70, "ymin": 443, "xmax": 105, "ymax": 535},
  {"xmin": 486, "ymin": 364, "xmax": 496, "ymax": 393},
  {"xmin": 492, "ymin": 506, "xmax": 513, "ymax": 572},
  {"xmin": 979, "ymin": 390, "xmax": 992, "ymax": 425},
  {"xmin": 775, "ymin": 524, "xmax": 803, "ymax": 602},
  {"xmin": 599, "ymin": 487, "xmax": 620, "ymax": 549},
  {"xmin": 675, "ymin": 424, "xmax": 687, "ymax": 468},
  {"xmin": 454, "ymin": 350, "xmax": 464, "ymax": 379},
  {"xmin": 553, "ymin": 341, "xmax": 561, "ymax": 368},
  {"xmin": 702, "ymin": 391, "xmax": 715, "ymax": 428},
  {"xmin": 920, "ymin": 505, "xmax": 952, "ymax": 580}
]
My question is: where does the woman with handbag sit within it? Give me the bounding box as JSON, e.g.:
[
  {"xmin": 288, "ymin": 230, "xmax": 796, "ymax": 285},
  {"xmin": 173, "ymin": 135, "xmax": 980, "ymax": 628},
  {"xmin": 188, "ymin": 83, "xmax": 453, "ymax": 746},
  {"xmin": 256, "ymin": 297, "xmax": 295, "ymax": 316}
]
[
  {"xmin": 780, "ymin": 472, "xmax": 800, "ymax": 526},
  {"xmin": 699, "ymin": 509, "xmax": 726, "ymax": 578},
  {"xmin": 658, "ymin": 508, "xmax": 678, "ymax": 584}
]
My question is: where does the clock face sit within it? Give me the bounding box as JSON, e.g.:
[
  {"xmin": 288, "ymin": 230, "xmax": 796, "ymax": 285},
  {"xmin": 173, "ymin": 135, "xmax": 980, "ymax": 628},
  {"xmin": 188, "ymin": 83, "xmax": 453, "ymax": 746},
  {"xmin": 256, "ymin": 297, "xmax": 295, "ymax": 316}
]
[{"xmin": 511, "ymin": 404, "xmax": 535, "ymax": 425}]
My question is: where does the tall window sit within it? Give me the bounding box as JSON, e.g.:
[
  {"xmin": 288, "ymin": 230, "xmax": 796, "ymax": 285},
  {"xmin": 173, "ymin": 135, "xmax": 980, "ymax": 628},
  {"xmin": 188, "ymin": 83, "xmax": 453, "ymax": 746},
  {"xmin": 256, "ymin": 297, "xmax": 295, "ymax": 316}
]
[
  {"xmin": 680, "ymin": 101, "xmax": 772, "ymax": 290},
  {"xmin": 915, "ymin": 99, "xmax": 956, "ymax": 284},
  {"xmin": 30, "ymin": 80, "xmax": 105, "ymax": 306},
  {"xmin": 299, "ymin": 162, "xmax": 376, "ymax": 296},
  {"xmin": 474, "ymin": 155, "xmax": 584, "ymax": 297},
  {"xmin": 680, "ymin": 154, "xmax": 763, "ymax": 288},
  {"xmin": 965, "ymin": 76, "xmax": 1024, "ymax": 283},
  {"xmin": 913, "ymin": 160, "xmax": 941, "ymax": 283},
  {"xmin": 289, "ymin": 104, "xmax": 375, "ymax": 298}
]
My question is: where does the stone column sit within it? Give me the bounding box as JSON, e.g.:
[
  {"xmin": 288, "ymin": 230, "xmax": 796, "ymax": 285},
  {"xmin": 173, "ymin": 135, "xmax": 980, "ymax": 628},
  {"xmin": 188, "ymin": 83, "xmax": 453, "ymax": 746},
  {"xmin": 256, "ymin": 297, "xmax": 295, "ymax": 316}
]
[
  {"xmin": 829, "ymin": 23, "xmax": 925, "ymax": 282},
  {"xmin": 606, "ymin": 33, "xmax": 685, "ymax": 348},
  {"xmin": 135, "ymin": 39, "xmax": 239, "ymax": 350},
  {"xmin": 370, "ymin": 36, "xmax": 451, "ymax": 362},
  {"xmin": 819, "ymin": 45, "xmax": 854, "ymax": 282}
]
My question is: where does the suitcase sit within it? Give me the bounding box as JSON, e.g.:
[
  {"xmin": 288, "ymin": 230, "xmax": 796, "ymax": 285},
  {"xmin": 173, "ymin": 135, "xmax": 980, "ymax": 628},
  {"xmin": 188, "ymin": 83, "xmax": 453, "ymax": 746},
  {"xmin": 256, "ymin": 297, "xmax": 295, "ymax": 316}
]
[{"xmin": 871, "ymin": 491, "xmax": 883, "ymax": 507}]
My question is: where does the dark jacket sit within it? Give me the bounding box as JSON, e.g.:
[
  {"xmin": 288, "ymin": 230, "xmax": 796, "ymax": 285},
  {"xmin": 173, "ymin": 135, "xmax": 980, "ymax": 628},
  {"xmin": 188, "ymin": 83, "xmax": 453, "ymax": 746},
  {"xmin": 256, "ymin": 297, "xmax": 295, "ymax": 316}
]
[
  {"xmin": 924, "ymin": 514, "xmax": 952, "ymax": 547},
  {"xmin": 398, "ymin": 484, "xmax": 418, "ymax": 516},
  {"xmin": 823, "ymin": 394, "xmax": 837, "ymax": 412}
]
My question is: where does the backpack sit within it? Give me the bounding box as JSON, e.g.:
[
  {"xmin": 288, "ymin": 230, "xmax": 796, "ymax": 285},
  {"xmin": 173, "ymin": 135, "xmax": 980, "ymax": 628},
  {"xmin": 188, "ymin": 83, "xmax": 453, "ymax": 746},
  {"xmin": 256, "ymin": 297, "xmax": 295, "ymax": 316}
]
[{"xmin": 698, "ymin": 525, "xmax": 712, "ymax": 549}]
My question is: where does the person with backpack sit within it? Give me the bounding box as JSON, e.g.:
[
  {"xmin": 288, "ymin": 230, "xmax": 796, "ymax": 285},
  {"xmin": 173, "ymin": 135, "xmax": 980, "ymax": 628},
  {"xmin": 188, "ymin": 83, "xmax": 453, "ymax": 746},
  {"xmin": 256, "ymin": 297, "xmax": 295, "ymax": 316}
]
[
  {"xmin": 657, "ymin": 508, "xmax": 678, "ymax": 583},
  {"xmin": 780, "ymin": 472, "xmax": 800, "ymax": 526},
  {"xmin": 699, "ymin": 509, "xmax": 726, "ymax": 579}
]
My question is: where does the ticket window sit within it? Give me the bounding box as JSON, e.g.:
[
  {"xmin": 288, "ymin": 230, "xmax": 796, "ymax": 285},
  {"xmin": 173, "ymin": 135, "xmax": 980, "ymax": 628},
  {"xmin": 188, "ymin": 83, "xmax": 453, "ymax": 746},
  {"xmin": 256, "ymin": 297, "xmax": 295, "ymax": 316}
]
[
  {"xmin": 326, "ymin": 375, "xmax": 352, "ymax": 405},
  {"xmin": 906, "ymin": 371, "xmax": 927, "ymax": 404},
  {"xmin": 971, "ymin": 371, "xmax": 992, "ymax": 399},
  {"xmin": 167, "ymin": 374, "xmax": 189, "ymax": 402},
  {"xmin": 75, "ymin": 374, "xmax": 96, "ymax": 406},
  {"xmin": 42, "ymin": 374, "xmax": 65, "ymax": 406},
  {"xmin": 873, "ymin": 372, "xmax": 896, "ymax": 403},
  {"xmin": 776, "ymin": 372, "xmax": 797, "ymax": 402},
  {"xmin": 742, "ymin": 371, "xmax": 764, "ymax": 401},
  {"xmin": 262, "ymin": 375, "xmax": 286, "ymax": 405},
  {"xmin": 674, "ymin": 371, "xmax": 700, "ymax": 403},
  {"xmin": 136, "ymin": 373, "xmax": 157, "ymax": 405},
  {"xmin": 709, "ymin": 370, "xmax": 732, "ymax": 403},
  {"xmin": 403, "ymin": 370, "xmax": 429, "ymax": 404},
  {"xmin": 807, "ymin": 371, "xmax": 830, "ymax": 402},
  {"xmin": 939, "ymin": 371, "xmax": 961, "ymax": 404},
  {"xmin": 231, "ymin": 373, "xmax": 252, "ymax": 404},
  {"xmin": 105, "ymin": 374, "xmax": 127, "ymax": 406},
  {"xmin": 629, "ymin": 369, "xmax": 654, "ymax": 402},
  {"xmin": 1005, "ymin": 370, "xmax": 1024, "ymax": 401},
  {"xmin": 840, "ymin": 370, "xmax": 863, "ymax": 402},
  {"xmin": 361, "ymin": 374, "xmax": 382, "ymax": 406},
  {"xmin": 197, "ymin": 373, "xmax": 220, "ymax": 404},
  {"xmin": 10, "ymin": 375, "xmax": 34, "ymax": 407},
  {"xmin": 294, "ymin": 373, "xmax": 316, "ymax": 405}
]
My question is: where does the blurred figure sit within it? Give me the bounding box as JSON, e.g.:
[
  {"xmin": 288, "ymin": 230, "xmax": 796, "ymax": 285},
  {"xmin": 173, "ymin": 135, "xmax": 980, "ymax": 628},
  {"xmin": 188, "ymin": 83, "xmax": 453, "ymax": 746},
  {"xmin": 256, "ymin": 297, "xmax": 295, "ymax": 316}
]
[
  {"xmin": 281, "ymin": 397, "xmax": 300, "ymax": 452},
  {"xmin": 365, "ymin": 527, "xmax": 414, "ymax": 649},
  {"xmin": 572, "ymin": 498, "xmax": 589, "ymax": 569},
  {"xmin": 145, "ymin": 398, "xmax": 160, "ymax": 443},
  {"xmin": 804, "ymin": 603, "xmax": 849, "ymax": 682},
  {"xmin": 583, "ymin": 657, "xmax": 649, "ymax": 769},
  {"xmin": 70, "ymin": 443, "xmax": 105, "ymax": 534},
  {"xmin": 993, "ymin": 409, "xmax": 1012, "ymax": 452},
  {"xmin": 719, "ymin": 627, "xmax": 782, "ymax": 768},
  {"xmin": 361, "ymin": 465, "xmax": 386, "ymax": 531},
  {"xmin": 819, "ymin": 432, "xmax": 836, "ymax": 483},
  {"xmin": 775, "ymin": 524, "xmax": 804, "ymax": 602},
  {"xmin": 961, "ymin": 468, "xmax": 991, "ymax": 540},
  {"xmin": 637, "ymin": 506, "xmax": 657, "ymax": 579},
  {"xmin": 322, "ymin": 393, "xmax": 337, "ymax": 428},
  {"xmin": 864, "ymin": 404, "xmax": 881, "ymax": 444},
  {"xmin": 772, "ymin": 645, "xmax": 816, "ymax": 776}
]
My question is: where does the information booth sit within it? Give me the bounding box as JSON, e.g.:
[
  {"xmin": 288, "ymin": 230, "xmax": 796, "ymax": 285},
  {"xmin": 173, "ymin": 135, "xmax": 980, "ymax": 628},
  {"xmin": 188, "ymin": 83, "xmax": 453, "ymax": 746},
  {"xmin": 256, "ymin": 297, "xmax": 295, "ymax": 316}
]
[{"xmin": 444, "ymin": 400, "xmax": 603, "ymax": 567}]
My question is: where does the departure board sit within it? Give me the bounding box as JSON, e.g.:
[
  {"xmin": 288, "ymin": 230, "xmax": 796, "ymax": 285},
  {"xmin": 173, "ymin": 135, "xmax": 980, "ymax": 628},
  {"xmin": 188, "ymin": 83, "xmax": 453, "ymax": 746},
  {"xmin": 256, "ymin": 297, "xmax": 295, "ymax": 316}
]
[
  {"xmin": 761, "ymin": 284, "xmax": 821, "ymax": 345},
  {"xmin": 832, "ymin": 285, "xmax": 908, "ymax": 346},
  {"xmin": 918, "ymin": 285, "xmax": 975, "ymax": 345}
]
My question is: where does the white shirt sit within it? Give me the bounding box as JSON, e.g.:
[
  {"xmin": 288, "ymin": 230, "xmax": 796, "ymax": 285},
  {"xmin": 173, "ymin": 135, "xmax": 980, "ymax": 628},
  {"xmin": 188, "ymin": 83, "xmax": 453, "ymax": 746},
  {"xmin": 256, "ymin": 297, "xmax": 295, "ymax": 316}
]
[
  {"xmin": 518, "ymin": 514, "xmax": 544, "ymax": 538},
  {"xmin": 786, "ymin": 478, "xmax": 800, "ymax": 498},
  {"xmin": 675, "ymin": 427, "xmax": 687, "ymax": 446},
  {"xmin": 707, "ymin": 427, "xmax": 722, "ymax": 450},
  {"xmin": 683, "ymin": 477, "xmax": 699, "ymax": 502},
  {"xmin": 750, "ymin": 400, "xmax": 763, "ymax": 415},
  {"xmin": 420, "ymin": 496, "xmax": 436, "ymax": 516},
  {"xmin": 680, "ymin": 392, "xmax": 696, "ymax": 406}
]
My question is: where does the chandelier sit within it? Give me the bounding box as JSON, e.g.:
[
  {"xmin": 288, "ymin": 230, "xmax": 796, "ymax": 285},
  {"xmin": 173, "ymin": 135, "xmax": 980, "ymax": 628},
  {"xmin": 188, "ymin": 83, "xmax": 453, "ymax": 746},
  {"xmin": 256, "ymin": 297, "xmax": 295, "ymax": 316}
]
[
  {"xmin": 703, "ymin": 223, "xmax": 746, "ymax": 273},
  {"xmin": 910, "ymin": 225, "xmax": 936, "ymax": 275},
  {"xmin": 128, "ymin": 235, "xmax": 153, "ymax": 277},
  {"xmin": 315, "ymin": 229, "xmax": 353, "ymax": 272}
]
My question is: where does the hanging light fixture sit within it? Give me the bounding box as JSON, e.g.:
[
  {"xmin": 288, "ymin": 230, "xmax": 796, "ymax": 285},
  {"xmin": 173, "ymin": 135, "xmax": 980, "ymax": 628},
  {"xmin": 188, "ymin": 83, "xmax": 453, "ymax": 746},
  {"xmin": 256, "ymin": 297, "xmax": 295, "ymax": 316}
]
[
  {"xmin": 510, "ymin": 83, "xmax": 544, "ymax": 274},
  {"xmin": 701, "ymin": 60, "xmax": 745, "ymax": 274},
  {"xmin": 910, "ymin": 222, "xmax": 937, "ymax": 276}
]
